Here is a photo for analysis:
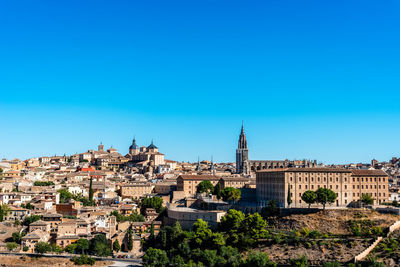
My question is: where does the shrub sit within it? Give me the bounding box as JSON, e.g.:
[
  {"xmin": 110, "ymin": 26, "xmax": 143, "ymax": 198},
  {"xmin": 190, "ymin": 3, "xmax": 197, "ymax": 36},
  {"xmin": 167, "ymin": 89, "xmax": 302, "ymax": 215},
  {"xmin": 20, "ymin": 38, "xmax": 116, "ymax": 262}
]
[{"xmin": 71, "ymin": 255, "xmax": 96, "ymax": 265}]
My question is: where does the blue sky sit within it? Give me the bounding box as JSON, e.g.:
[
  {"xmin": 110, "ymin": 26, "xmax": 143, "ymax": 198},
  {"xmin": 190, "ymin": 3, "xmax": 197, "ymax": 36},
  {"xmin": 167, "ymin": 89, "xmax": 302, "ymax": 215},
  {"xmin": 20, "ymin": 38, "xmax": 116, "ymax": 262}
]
[{"xmin": 0, "ymin": 0, "xmax": 400, "ymax": 164}]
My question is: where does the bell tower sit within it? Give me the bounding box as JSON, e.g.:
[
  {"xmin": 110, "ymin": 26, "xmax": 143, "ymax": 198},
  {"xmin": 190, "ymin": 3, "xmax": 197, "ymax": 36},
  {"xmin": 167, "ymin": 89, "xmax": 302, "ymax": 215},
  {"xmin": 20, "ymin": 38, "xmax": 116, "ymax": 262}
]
[{"xmin": 236, "ymin": 123, "xmax": 249, "ymax": 175}]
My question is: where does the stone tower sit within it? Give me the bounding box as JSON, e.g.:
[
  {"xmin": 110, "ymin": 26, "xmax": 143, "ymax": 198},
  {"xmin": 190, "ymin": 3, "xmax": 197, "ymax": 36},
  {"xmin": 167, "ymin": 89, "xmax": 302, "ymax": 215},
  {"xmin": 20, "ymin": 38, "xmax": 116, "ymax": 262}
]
[
  {"xmin": 129, "ymin": 137, "xmax": 139, "ymax": 155},
  {"xmin": 236, "ymin": 123, "xmax": 249, "ymax": 175}
]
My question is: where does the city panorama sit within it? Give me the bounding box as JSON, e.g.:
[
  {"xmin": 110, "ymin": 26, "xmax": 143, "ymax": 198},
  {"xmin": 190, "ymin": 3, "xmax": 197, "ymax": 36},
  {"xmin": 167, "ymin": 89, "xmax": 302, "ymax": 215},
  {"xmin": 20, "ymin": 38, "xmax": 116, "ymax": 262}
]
[{"xmin": 1, "ymin": 1, "xmax": 400, "ymax": 267}]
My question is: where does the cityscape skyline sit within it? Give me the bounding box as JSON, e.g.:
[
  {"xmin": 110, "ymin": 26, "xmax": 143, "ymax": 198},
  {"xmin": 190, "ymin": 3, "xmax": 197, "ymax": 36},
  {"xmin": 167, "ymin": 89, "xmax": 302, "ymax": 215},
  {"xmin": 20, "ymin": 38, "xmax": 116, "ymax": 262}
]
[{"xmin": 1, "ymin": 1, "xmax": 400, "ymax": 163}]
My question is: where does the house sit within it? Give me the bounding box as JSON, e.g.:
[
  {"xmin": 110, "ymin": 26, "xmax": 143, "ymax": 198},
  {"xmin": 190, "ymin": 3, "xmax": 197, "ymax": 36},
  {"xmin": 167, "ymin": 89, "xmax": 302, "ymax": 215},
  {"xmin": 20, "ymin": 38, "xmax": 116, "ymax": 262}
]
[
  {"xmin": 5, "ymin": 206, "xmax": 31, "ymax": 221},
  {"xmin": 21, "ymin": 229, "xmax": 50, "ymax": 252}
]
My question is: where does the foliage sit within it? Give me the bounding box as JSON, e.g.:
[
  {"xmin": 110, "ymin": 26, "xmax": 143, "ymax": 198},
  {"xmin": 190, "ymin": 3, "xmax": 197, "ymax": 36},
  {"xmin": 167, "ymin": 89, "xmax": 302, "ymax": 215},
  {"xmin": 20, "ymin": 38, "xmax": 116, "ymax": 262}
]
[
  {"xmin": 361, "ymin": 194, "xmax": 374, "ymax": 205},
  {"xmin": 6, "ymin": 242, "xmax": 18, "ymax": 251},
  {"xmin": 323, "ymin": 261, "xmax": 341, "ymax": 267},
  {"xmin": 140, "ymin": 196, "xmax": 163, "ymax": 214},
  {"xmin": 58, "ymin": 189, "xmax": 94, "ymax": 206},
  {"xmin": 34, "ymin": 181, "xmax": 55, "ymax": 186},
  {"xmin": 113, "ymin": 239, "xmax": 121, "ymax": 252},
  {"xmin": 88, "ymin": 177, "xmax": 94, "ymax": 202},
  {"xmin": 143, "ymin": 247, "xmax": 169, "ymax": 267},
  {"xmin": 221, "ymin": 187, "xmax": 241, "ymax": 202},
  {"xmin": 51, "ymin": 244, "xmax": 64, "ymax": 254},
  {"xmin": 76, "ymin": 238, "xmax": 89, "ymax": 254},
  {"xmin": 143, "ymin": 210, "xmax": 275, "ymax": 267},
  {"xmin": 301, "ymin": 190, "xmax": 317, "ymax": 208},
  {"xmin": 35, "ymin": 242, "xmax": 52, "ymax": 254},
  {"xmin": 262, "ymin": 200, "xmax": 280, "ymax": 217},
  {"xmin": 11, "ymin": 231, "xmax": 25, "ymax": 244},
  {"xmin": 21, "ymin": 203, "xmax": 34, "ymax": 209},
  {"xmin": 71, "ymin": 255, "xmax": 96, "ymax": 265},
  {"xmin": 213, "ymin": 183, "xmax": 222, "ymax": 200},
  {"xmin": 22, "ymin": 215, "xmax": 41, "ymax": 226},
  {"xmin": 0, "ymin": 204, "xmax": 10, "ymax": 222},
  {"xmin": 110, "ymin": 210, "xmax": 145, "ymax": 222},
  {"xmin": 127, "ymin": 225, "xmax": 134, "ymax": 251},
  {"xmin": 65, "ymin": 244, "xmax": 77, "ymax": 254},
  {"xmin": 244, "ymin": 251, "xmax": 277, "ymax": 267},
  {"xmin": 290, "ymin": 255, "xmax": 309, "ymax": 267},
  {"xmin": 89, "ymin": 234, "xmax": 112, "ymax": 256},
  {"xmin": 23, "ymin": 246, "xmax": 29, "ymax": 252},
  {"xmin": 315, "ymin": 188, "xmax": 337, "ymax": 210},
  {"xmin": 196, "ymin": 180, "xmax": 214, "ymax": 194},
  {"xmin": 348, "ymin": 220, "xmax": 382, "ymax": 237}
]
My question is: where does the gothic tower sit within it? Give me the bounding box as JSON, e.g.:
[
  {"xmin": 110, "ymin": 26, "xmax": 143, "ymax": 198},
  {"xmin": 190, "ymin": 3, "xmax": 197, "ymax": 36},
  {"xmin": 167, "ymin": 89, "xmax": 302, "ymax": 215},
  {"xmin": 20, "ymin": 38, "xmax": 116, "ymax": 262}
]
[{"xmin": 236, "ymin": 123, "xmax": 250, "ymax": 175}]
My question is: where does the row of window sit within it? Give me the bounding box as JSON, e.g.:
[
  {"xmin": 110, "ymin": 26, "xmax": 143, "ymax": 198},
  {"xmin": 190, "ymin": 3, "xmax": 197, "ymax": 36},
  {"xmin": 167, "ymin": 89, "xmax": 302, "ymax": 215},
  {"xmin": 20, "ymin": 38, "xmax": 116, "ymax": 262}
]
[{"xmin": 289, "ymin": 176, "xmax": 386, "ymax": 183}]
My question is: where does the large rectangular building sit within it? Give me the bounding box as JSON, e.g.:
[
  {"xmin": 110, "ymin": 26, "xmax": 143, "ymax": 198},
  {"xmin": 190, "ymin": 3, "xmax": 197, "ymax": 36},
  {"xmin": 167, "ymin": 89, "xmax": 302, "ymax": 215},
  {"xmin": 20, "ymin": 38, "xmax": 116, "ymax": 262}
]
[{"xmin": 256, "ymin": 168, "xmax": 388, "ymax": 208}]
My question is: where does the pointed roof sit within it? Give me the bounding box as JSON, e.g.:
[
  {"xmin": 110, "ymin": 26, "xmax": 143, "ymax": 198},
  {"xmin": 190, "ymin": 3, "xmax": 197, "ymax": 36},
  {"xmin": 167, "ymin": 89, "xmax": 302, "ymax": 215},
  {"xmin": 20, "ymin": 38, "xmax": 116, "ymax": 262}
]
[
  {"xmin": 147, "ymin": 140, "xmax": 158, "ymax": 149},
  {"xmin": 129, "ymin": 137, "xmax": 139, "ymax": 150},
  {"xmin": 238, "ymin": 123, "xmax": 248, "ymax": 149}
]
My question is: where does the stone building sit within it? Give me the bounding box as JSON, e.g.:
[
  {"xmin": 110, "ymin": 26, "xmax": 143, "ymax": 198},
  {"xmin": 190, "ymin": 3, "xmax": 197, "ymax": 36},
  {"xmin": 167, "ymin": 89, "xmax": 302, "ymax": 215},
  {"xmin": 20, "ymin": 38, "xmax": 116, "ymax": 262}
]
[{"xmin": 256, "ymin": 168, "xmax": 389, "ymax": 208}]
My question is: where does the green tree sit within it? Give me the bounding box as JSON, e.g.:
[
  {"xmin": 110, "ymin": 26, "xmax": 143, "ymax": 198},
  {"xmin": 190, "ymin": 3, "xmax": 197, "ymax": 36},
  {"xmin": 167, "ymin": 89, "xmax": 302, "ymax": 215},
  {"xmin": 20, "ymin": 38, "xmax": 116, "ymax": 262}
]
[
  {"xmin": 113, "ymin": 239, "xmax": 121, "ymax": 252},
  {"xmin": 127, "ymin": 225, "xmax": 133, "ymax": 251},
  {"xmin": 76, "ymin": 238, "xmax": 89, "ymax": 254},
  {"xmin": 140, "ymin": 196, "xmax": 163, "ymax": 214},
  {"xmin": 221, "ymin": 187, "xmax": 241, "ymax": 202},
  {"xmin": 302, "ymin": 190, "xmax": 317, "ymax": 208},
  {"xmin": 35, "ymin": 242, "xmax": 52, "ymax": 254},
  {"xmin": 88, "ymin": 177, "xmax": 94, "ymax": 202},
  {"xmin": 22, "ymin": 215, "xmax": 41, "ymax": 226},
  {"xmin": 315, "ymin": 188, "xmax": 337, "ymax": 210},
  {"xmin": 262, "ymin": 200, "xmax": 280, "ymax": 217},
  {"xmin": 287, "ymin": 185, "xmax": 292, "ymax": 207},
  {"xmin": 89, "ymin": 234, "xmax": 112, "ymax": 256},
  {"xmin": 58, "ymin": 189, "xmax": 74, "ymax": 203},
  {"xmin": 11, "ymin": 231, "xmax": 25, "ymax": 244},
  {"xmin": 361, "ymin": 194, "xmax": 374, "ymax": 206},
  {"xmin": 65, "ymin": 243, "xmax": 77, "ymax": 254},
  {"xmin": 290, "ymin": 255, "xmax": 309, "ymax": 267},
  {"xmin": 213, "ymin": 183, "xmax": 222, "ymax": 200},
  {"xmin": 244, "ymin": 251, "xmax": 276, "ymax": 267},
  {"xmin": 0, "ymin": 204, "xmax": 10, "ymax": 222},
  {"xmin": 6, "ymin": 242, "xmax": 18, "ymax": 251},
  {"xmin": 219, "ymin": 209, "xmax": 245, "ymax": 233},
  {"xmin": 142, "ymin": 247, "xmax": 168, "ymax": 267},
  {"xmin": 192, "ymin": 219, "xmax": 213, "ymax": 248},
  {"xmin": 71, "ymin": 255, "xmax": 96, "ymax": 265},
  {"xmin": 196, "ymin": 180, "xmax": 214, "ymax": 194}
]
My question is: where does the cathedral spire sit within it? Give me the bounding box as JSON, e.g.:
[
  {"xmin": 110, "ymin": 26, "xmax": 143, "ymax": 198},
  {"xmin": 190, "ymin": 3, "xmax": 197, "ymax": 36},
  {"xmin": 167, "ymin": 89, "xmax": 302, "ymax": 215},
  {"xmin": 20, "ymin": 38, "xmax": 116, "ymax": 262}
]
[{"xmin": 236, "ymin": 123, "xmax": 250, "ymax": 175}]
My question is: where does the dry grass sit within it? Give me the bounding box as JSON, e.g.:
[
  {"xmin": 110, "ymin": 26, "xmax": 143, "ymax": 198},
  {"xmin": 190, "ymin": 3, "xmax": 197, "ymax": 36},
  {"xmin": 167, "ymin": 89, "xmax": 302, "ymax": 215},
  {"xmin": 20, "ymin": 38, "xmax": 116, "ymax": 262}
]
[
  {"xmin": 0, "ymin": 255, "xmax": 113, "ymax": 267},
  {"xmin": 271, "ymin": 209, "xmax": 400, "ymax": 235}
]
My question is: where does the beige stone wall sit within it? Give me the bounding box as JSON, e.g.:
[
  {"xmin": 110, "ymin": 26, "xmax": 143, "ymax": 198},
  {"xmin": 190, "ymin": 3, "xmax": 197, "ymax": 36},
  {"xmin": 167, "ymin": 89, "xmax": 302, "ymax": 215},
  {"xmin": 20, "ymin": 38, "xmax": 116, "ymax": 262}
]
[{"xmin": 257, "ymin": 169, "xmax": 389, "ymax": 208}]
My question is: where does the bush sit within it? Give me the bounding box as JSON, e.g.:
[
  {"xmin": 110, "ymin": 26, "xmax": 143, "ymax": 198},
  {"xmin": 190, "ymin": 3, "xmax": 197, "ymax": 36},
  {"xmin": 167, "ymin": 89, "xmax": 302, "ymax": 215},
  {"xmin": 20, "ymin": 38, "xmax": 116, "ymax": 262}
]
[
  {"xmin": 23, "ymin": 246, "xmax": 29, "ymax": 252},
  {"xmin": 6, "ymin": 242, "xmax": 18, "ymax": 251},
  {"xmin": 290, "ymin": 255, "xmax": 309, "ymax": 267},
  {"xmin": 71, "ymin": 255, "xmax": 96, "ymax": 265}
]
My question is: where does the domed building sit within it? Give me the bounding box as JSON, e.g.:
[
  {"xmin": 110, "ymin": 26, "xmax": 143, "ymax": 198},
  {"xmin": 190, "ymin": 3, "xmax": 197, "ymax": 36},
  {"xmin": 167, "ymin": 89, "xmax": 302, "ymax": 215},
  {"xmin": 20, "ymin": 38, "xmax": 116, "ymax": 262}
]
[{"xmin": 126, "ymin": 138, "xmax": 165, "ymax": 173}]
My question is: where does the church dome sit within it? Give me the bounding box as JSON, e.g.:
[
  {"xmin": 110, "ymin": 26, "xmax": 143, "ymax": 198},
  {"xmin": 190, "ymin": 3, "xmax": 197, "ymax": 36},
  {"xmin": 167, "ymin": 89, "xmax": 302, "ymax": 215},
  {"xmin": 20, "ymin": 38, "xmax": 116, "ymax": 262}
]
[
  {"xmin": 129, "ymin": 138, "xmax": 139, "ymax": 150},
  {"xmin": 147, "ymin": 140, "xmax": 158, "ymax": 149}
]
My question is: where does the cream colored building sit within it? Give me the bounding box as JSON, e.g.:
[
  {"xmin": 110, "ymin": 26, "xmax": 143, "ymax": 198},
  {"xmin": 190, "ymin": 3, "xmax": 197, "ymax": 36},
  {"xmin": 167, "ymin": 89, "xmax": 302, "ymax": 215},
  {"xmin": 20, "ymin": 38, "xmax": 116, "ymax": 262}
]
[
  {"xmin": 176, "ymin": 175, "xmax": 220, "ymax": 197},
  {"xmin": 256, "ymin": 168, "xmax": 389, "ymax": 208},
  {"xmin": 120, "ymin": 182, "xmax": 154, "ymax": 199}
]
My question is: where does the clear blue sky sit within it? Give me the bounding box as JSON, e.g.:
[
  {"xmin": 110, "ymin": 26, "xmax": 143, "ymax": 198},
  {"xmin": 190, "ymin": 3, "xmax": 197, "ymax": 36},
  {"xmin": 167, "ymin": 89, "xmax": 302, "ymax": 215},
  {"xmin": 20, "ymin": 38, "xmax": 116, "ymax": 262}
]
[{"xmin": 1, "ymin": 0, "xmax": 400, "ymax": 164}]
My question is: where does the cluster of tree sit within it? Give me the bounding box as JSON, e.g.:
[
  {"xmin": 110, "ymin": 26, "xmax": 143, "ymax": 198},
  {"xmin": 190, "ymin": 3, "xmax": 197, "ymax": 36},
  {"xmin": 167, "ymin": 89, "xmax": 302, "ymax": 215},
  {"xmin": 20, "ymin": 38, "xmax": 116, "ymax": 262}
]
[
  {"xmin": 348, "ymin": 219, "xmax": 383, "ymax": 237},
  {"xmin": 360, "ymin": 194, "xmax": 374, "ymax": 206},
  {"xmin": 58, "ymin": 189, "xmax": 95, "ymax": 206},
  {"xmin": 33, "ymin": 181, "xmax": 55, "ymax": 186},
  {"xmin": 110, "ymin": 210, "xmax": 145, "ymax": 223},
  {"xmin": 214, "ymin": 184, "xmax": 241, "ymax": 202},
  {"xmin": 0, "ymin": 204, "xmax": 10, "ymax": 222},
  {"xmin": 71, "ymin": 255, "xmax": 96, "ymax": 265},
  {"xmin": 300, "ymin": 188, "xmax": 337, "ymax": 209},
  {"xmin": 21, "ymin": 203, "xmax": 34, "ymax": 209},
  {"xmin": 6, "ymin": 231, "xmax": 26, "ymax": 244},
  {"xmin": 143, "ymin": 209, "xmax": 273, "ymax": 267},
  {"xmin": 196, "ymin": 181, "xmax": 242, "ymax": 202},
  {"xmin": 34, "ymin": 234, "xmax": 113, "ymax": 257},
  {"xmin": 22, "ymin": 215, "xmax": 42, "ymax": 226},
  {"xmin": 140, "ymin": 196, "xmax": 164, "ymax": 214}
]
